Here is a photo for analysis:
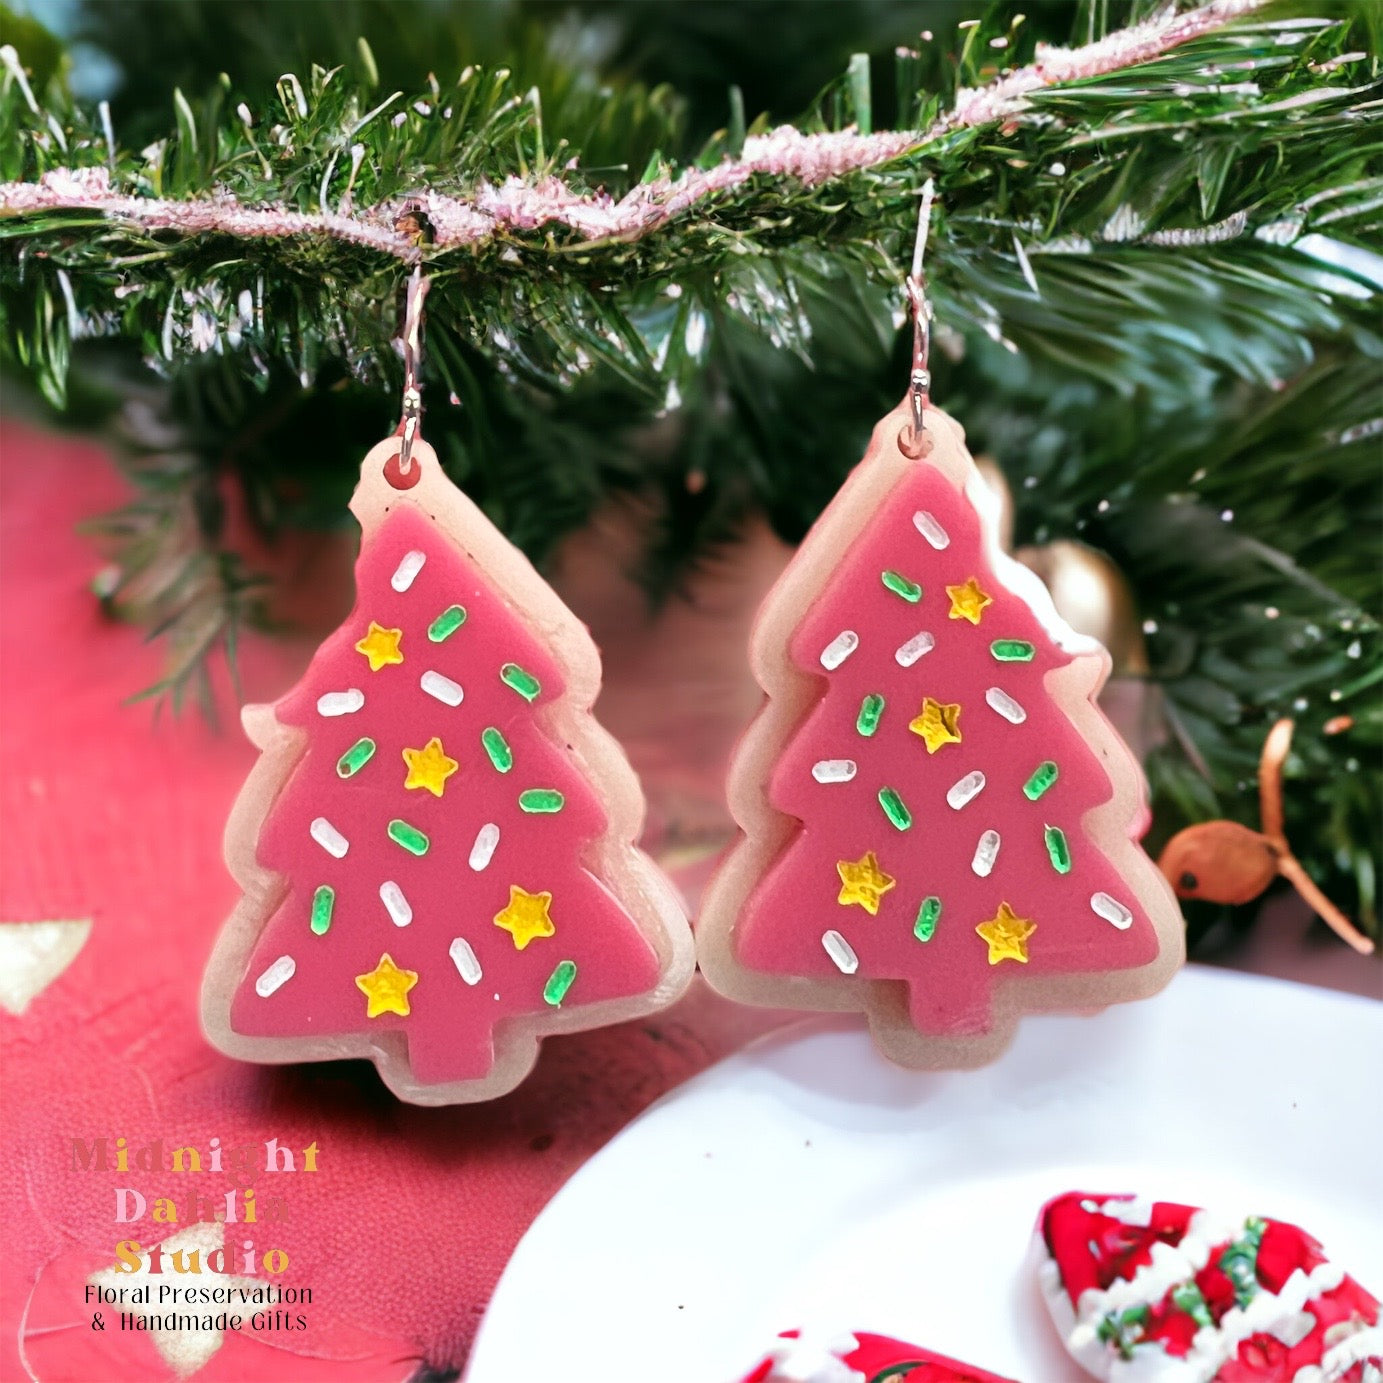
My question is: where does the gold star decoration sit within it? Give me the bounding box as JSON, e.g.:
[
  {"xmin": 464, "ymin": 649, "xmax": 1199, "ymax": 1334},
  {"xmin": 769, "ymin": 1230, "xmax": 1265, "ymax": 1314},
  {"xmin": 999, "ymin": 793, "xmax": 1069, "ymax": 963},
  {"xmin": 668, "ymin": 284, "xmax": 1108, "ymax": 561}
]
[
  {"xmin": 355, "ymin": 621, "xmax": 404, "ymax": 671},
  {"xmin": 946, "ymin": 576, "xmax": 993, "ymax": 625},
  {"xmin": 836, "ymin": 851, "xmax": 897, "ymax": 916},
  {"xmin": 354, "ymin": 952, "xmax": 419, "ymax": 1017},
  {"xmin": 402, "ymin": 736, "xmax": 459, "ymax": 797},
  {"xmin": 909, "ymin": 696, "xmax": 963, "ymax": 753},
  {"xmin": 976, "ymin": 903, "xmax": 1036, "ymax": 965},
  {"xmin": 493, "ymin": 885, "xmax": 556, "ymax": 950}
]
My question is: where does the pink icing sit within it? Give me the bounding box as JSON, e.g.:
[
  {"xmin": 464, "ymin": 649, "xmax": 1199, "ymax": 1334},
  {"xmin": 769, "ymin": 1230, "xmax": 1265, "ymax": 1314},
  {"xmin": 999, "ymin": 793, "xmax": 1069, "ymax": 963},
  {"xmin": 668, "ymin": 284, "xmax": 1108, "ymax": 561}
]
[
  {"xmin": 228, "ymin": 506, "xmax": 661, "ymax": 1084},
  {"xmin": 736, "ymin": 458, "xmax": 1159, "ymax": 1035}
]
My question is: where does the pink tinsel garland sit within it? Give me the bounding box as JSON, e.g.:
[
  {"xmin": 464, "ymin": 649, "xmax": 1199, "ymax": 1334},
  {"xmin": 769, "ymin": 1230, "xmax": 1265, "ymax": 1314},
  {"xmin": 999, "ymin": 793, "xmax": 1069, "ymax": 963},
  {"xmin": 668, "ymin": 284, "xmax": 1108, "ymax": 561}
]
[{"xmin": 0, "ymin": 0, "xmax": 1265, "ymax": 262}]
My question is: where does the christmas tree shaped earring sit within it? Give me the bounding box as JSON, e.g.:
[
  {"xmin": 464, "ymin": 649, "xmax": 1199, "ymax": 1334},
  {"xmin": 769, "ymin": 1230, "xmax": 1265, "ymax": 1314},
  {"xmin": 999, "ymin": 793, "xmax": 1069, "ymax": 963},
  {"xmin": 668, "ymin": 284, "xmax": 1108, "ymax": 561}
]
[
  {"xmin": 697, "ymin": 185, "xmax": 1183, "ymax": 1068},
  {"xmin": 202, "ymin": 270, "xmax": 694, "ymax": 1104}
]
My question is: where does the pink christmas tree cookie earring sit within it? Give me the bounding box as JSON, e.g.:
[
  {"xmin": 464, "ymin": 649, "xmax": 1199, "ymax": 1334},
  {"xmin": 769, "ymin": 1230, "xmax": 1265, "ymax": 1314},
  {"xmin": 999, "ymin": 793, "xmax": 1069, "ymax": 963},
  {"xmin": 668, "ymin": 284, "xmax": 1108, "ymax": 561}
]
[
  {"xmin": 202, "ymin": 272, "xmax": 694, "ymax": 1103},
  {"xmin": 697, "ymin": 186, "xmax": 1183, "ymax": 1068}
]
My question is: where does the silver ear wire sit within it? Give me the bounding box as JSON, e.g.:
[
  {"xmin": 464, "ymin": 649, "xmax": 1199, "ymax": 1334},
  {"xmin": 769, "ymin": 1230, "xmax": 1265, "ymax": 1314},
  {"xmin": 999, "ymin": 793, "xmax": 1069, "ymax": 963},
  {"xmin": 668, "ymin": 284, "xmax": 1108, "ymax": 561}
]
[
  {"xmin": 397, "ymin": 266, "xmax": 430, "ymax": 474},
  {"xmin": 904, "ymin": 179, "xmax": 935, "ymax": 452}
]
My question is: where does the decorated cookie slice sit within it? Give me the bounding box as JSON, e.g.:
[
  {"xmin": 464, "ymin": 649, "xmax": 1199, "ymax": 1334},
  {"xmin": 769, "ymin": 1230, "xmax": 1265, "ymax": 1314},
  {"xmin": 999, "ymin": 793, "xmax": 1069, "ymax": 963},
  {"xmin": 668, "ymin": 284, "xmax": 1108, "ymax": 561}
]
[
  {"xmin": 740, "ymin": 1327, "xmax": 1018, "ymax": 1382},
  {"xmin": 201, "ymin": 436, "xmax": 694, "ymax": 1103},
  {"xmin": 1036, "ymin": 1191, "xmax": 1382, "ymax": 1380},
  {"xmin": 698, "ymin": 401, "xmax": 1183, "ymax": 1067}
]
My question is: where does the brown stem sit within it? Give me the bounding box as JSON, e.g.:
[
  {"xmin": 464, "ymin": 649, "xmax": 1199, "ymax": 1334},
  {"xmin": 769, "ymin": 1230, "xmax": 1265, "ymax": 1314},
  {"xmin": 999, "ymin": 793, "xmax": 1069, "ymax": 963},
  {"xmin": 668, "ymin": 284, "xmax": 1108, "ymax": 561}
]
[
  {"xmin": 1276, "ymin": 853, "xmax": 1376, "ymax": 955},
  {"xmin": 1257, "ymin": 717, "xmax": 1293, "ymax": 846}
]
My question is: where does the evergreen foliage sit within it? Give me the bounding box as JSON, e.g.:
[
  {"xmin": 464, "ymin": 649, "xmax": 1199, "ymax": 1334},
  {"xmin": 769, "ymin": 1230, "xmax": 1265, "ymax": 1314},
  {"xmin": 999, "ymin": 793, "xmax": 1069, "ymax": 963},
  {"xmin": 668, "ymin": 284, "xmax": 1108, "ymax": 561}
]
[{"xmin": 0, "ymin": 0, "xmax": 1379, "ymax": 944}]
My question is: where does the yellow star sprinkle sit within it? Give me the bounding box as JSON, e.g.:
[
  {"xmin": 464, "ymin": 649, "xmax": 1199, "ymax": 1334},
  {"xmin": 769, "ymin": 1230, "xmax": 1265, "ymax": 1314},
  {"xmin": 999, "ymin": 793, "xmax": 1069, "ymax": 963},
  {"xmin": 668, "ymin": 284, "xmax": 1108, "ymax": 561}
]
[
  {"xmin": 909, "ymin": 697, "xmax": 963, "ymax": 753},
  {"xmin": 836, "ymin": 851, "xmax": 897, "ymax": 916},
  {"xmin": 493, "ymin": 885, "xmax": 556, "ymax": 950},
  {"xmin": 401, "ymin": 736, "xmax": 459, "ymax": 797},
  {"xmin": 946, "ymin": 576, "xmax": 993, "ymax": 625},
  {"xmin": 355, "ymin": 621, "xmax": 404, "ymax": 671},
  {"xmin": 354, "ymin": 952, "xmax": 419, "ymax": 1017},
  {"xmin": 976, "ymin": 903, "xmax": 1036, "ymax": 965}
]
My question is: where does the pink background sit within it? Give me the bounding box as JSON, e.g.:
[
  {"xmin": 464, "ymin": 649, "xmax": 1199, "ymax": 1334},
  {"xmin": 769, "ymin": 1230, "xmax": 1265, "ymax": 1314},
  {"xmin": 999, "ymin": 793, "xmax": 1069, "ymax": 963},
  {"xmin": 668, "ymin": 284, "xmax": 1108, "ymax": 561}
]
[{"xmin": 0, "ymin": 421, "xmax": 1372, "ymax": 1380}]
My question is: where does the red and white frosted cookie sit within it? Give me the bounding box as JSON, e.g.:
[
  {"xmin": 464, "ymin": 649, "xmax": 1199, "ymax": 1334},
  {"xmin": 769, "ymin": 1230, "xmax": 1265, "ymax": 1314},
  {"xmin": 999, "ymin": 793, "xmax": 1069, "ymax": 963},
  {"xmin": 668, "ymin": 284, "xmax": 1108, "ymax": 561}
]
[
  {"xmin": 698, "ymin": 401, "xmax": 1183, "ymax": 1068},
  {"xmin": 739, "ymin": 1326, "xmax": 1017, "ymax": 1382},
  {"xmin": 201, "ymin": 436, "xmax": 695, "ymax": 1103},
  {"xmin": 1036, "ymin": 1191, "xmax": 1382, "ymax": 1381}
]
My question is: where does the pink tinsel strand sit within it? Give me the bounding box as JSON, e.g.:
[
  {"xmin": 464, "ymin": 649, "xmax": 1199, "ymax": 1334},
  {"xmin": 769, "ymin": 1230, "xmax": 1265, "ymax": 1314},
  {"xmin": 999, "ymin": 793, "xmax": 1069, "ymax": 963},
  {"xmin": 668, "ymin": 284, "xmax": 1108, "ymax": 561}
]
[{"xmin": 0, "ymin": 0, "xmax": 1267, "ymax": 258}]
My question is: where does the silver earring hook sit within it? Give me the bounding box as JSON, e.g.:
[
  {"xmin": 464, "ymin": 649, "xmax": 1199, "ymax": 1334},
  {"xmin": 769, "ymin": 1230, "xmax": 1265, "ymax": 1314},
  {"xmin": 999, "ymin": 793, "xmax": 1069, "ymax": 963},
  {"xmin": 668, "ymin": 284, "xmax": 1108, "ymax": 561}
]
[
  {"xmin": 904, "ymin": 178, "xmax": 934, "ymax": 454},
  {"xmin": 397, "ymin": 266, "xmax": 430, "ymax": 475}
]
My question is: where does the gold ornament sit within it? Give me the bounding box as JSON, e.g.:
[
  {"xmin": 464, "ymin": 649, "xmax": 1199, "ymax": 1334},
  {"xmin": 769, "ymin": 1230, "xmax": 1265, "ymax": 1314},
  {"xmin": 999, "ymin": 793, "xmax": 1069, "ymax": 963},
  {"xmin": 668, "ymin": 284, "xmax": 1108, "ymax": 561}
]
[{"xmin": 1015, "ymin": 540, "xmax": 1149, "ymax": 677}]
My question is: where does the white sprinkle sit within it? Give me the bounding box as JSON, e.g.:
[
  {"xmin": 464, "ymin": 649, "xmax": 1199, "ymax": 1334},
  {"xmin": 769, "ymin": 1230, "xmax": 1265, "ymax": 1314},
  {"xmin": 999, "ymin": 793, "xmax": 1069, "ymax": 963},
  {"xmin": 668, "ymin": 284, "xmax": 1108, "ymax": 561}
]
[
  {"xmin": 985, "ymin": 687, "xmax": 1026, "ymax": 724},
  {"xmin": 420, "ymin": 670, "xmax": 464, "ymax": 705},
  {"xmin": 820, "ymin": 630, "xmax": 859, "ymax": 670},
  {"xmin": 391, "ymin": 549, "xmax": 427, "ymax": 592},
  {"xmin": 947, "ymin": 771, "xmax": 986, "ymax": 809},
  {"xmin": 317, "ymin": 689, "xmax": 364, "ymax": 716},
  {"xmin": 379, "ymin": 880, "xmax": 412, "ymax": 927},
  {"xmin": 310, "ymin": 817, "xmax": 349, "ymax": 858},
  {"xmin": 811, "ymin": 759, "xmax": 857, "ymax": 784},
  {"xmin": 254, "ymin": 955, "xmax": 296, "ymax": 998},
  {"xmin": 449, "ymin": 938, "xmax": 483, "ymax": 985},
  {"xmin": 821, "ymin": 929, "xmax": 859, "ymax": 974},
  {"xmin": 468, "ymin": 822, "xmax": 500, "ymax": 871},
  {"xmin": 972, "ymin": 829, "xmax": 1001, "ymax": 877},
  {"xmin": 1091, "ymin": 892, "xmax": 1134, "ymax": 930},
  {"xmin": 894, "ymin": 630, "xmax": 936, "ymax": 666},
  {"xmin": 913, "ymin": 510, "xmax": 950, "ymax": 549}
]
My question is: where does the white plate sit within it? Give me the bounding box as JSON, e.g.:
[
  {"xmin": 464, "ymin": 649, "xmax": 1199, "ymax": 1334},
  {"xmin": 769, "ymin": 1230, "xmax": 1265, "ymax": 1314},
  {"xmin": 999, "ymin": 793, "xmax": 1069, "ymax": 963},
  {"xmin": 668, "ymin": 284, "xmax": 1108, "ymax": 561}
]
[{"xmin": 466, "ymin": 967, "xmax": 1383, "ymax": 1383}]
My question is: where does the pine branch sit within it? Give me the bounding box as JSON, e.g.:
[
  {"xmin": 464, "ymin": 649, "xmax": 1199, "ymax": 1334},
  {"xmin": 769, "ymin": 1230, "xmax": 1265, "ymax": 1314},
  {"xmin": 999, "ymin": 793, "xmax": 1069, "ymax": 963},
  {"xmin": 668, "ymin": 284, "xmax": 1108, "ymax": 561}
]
[
  {"xmin": 0, "ymin": 0, "xmax": 1273, "ymax": 259},
  {"xmin": 1, "ymin": 0, "xmax": 1377, "ymax": 411},
  {"xmin": 0, "ymin": 0, "xmax": 1377, "ymax": 938}
]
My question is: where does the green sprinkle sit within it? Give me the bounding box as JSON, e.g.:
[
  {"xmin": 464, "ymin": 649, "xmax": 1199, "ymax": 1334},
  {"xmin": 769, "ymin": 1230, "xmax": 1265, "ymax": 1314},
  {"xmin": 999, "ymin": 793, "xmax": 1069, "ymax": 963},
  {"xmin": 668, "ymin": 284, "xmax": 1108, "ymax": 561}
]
[
  {"xmin": 915, "ymin": 896, "xmax": 941, "ymax": 942},
  {"xmin": 1097, "ymin": 1305, "xmax": 1150, "ymax": 1359},
  {"xmin": 336, "ymin": 737, "xmax": 376, "ymax": 778},
  {"xmin": 387, "ymin": 819, "xmax": 430, "ymax": 855},
  {"xmin": 856, "ymin": 693, "xmax": 885, "ymax": 737},
  {"xmin": 519, "ymin": 788, "xmax": 565, "ymax": 814},
  {"xmin": 1171, "ymin": 1282, "xmax": 1214, "ymax": 1330},
  {"xmin": 878, "ymin": 786, "xmax": 912, "ymax": 831},
  {"xmin": 481, "ymin": 726, "xmax": 513, "ymax": 773},
  {"xmin": 1219, "ymin": 1218, "xmax": 1268, "ymax": 1308},
  {"xmin": 881, "ymin": 569, "xmax": 922, "ymax": 603},
  {"xmin": 543, "ymin": 959, "xmax": 577, "ymax": 1006},
  {"xmin": 310, "ymin": 885, "xmax": 335, "ymax": 935},
  {"xmin": 1023, "ymin": 761, "xmax": 1059, "ymax": 800},
  {"xmin": 991, "ymin": 639, "xmax": 1036, "ymax": 662},
  {"xmin": 1044, "ymin": 825, "xmax": 1072, "ymax": 874},
  {"xmin": 501, "ymin": 662, "xmax": 541, "ymax": 701},
  {"xmin": 427, "ymin": 605, "xmax": 467, "ymax": 642}
]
